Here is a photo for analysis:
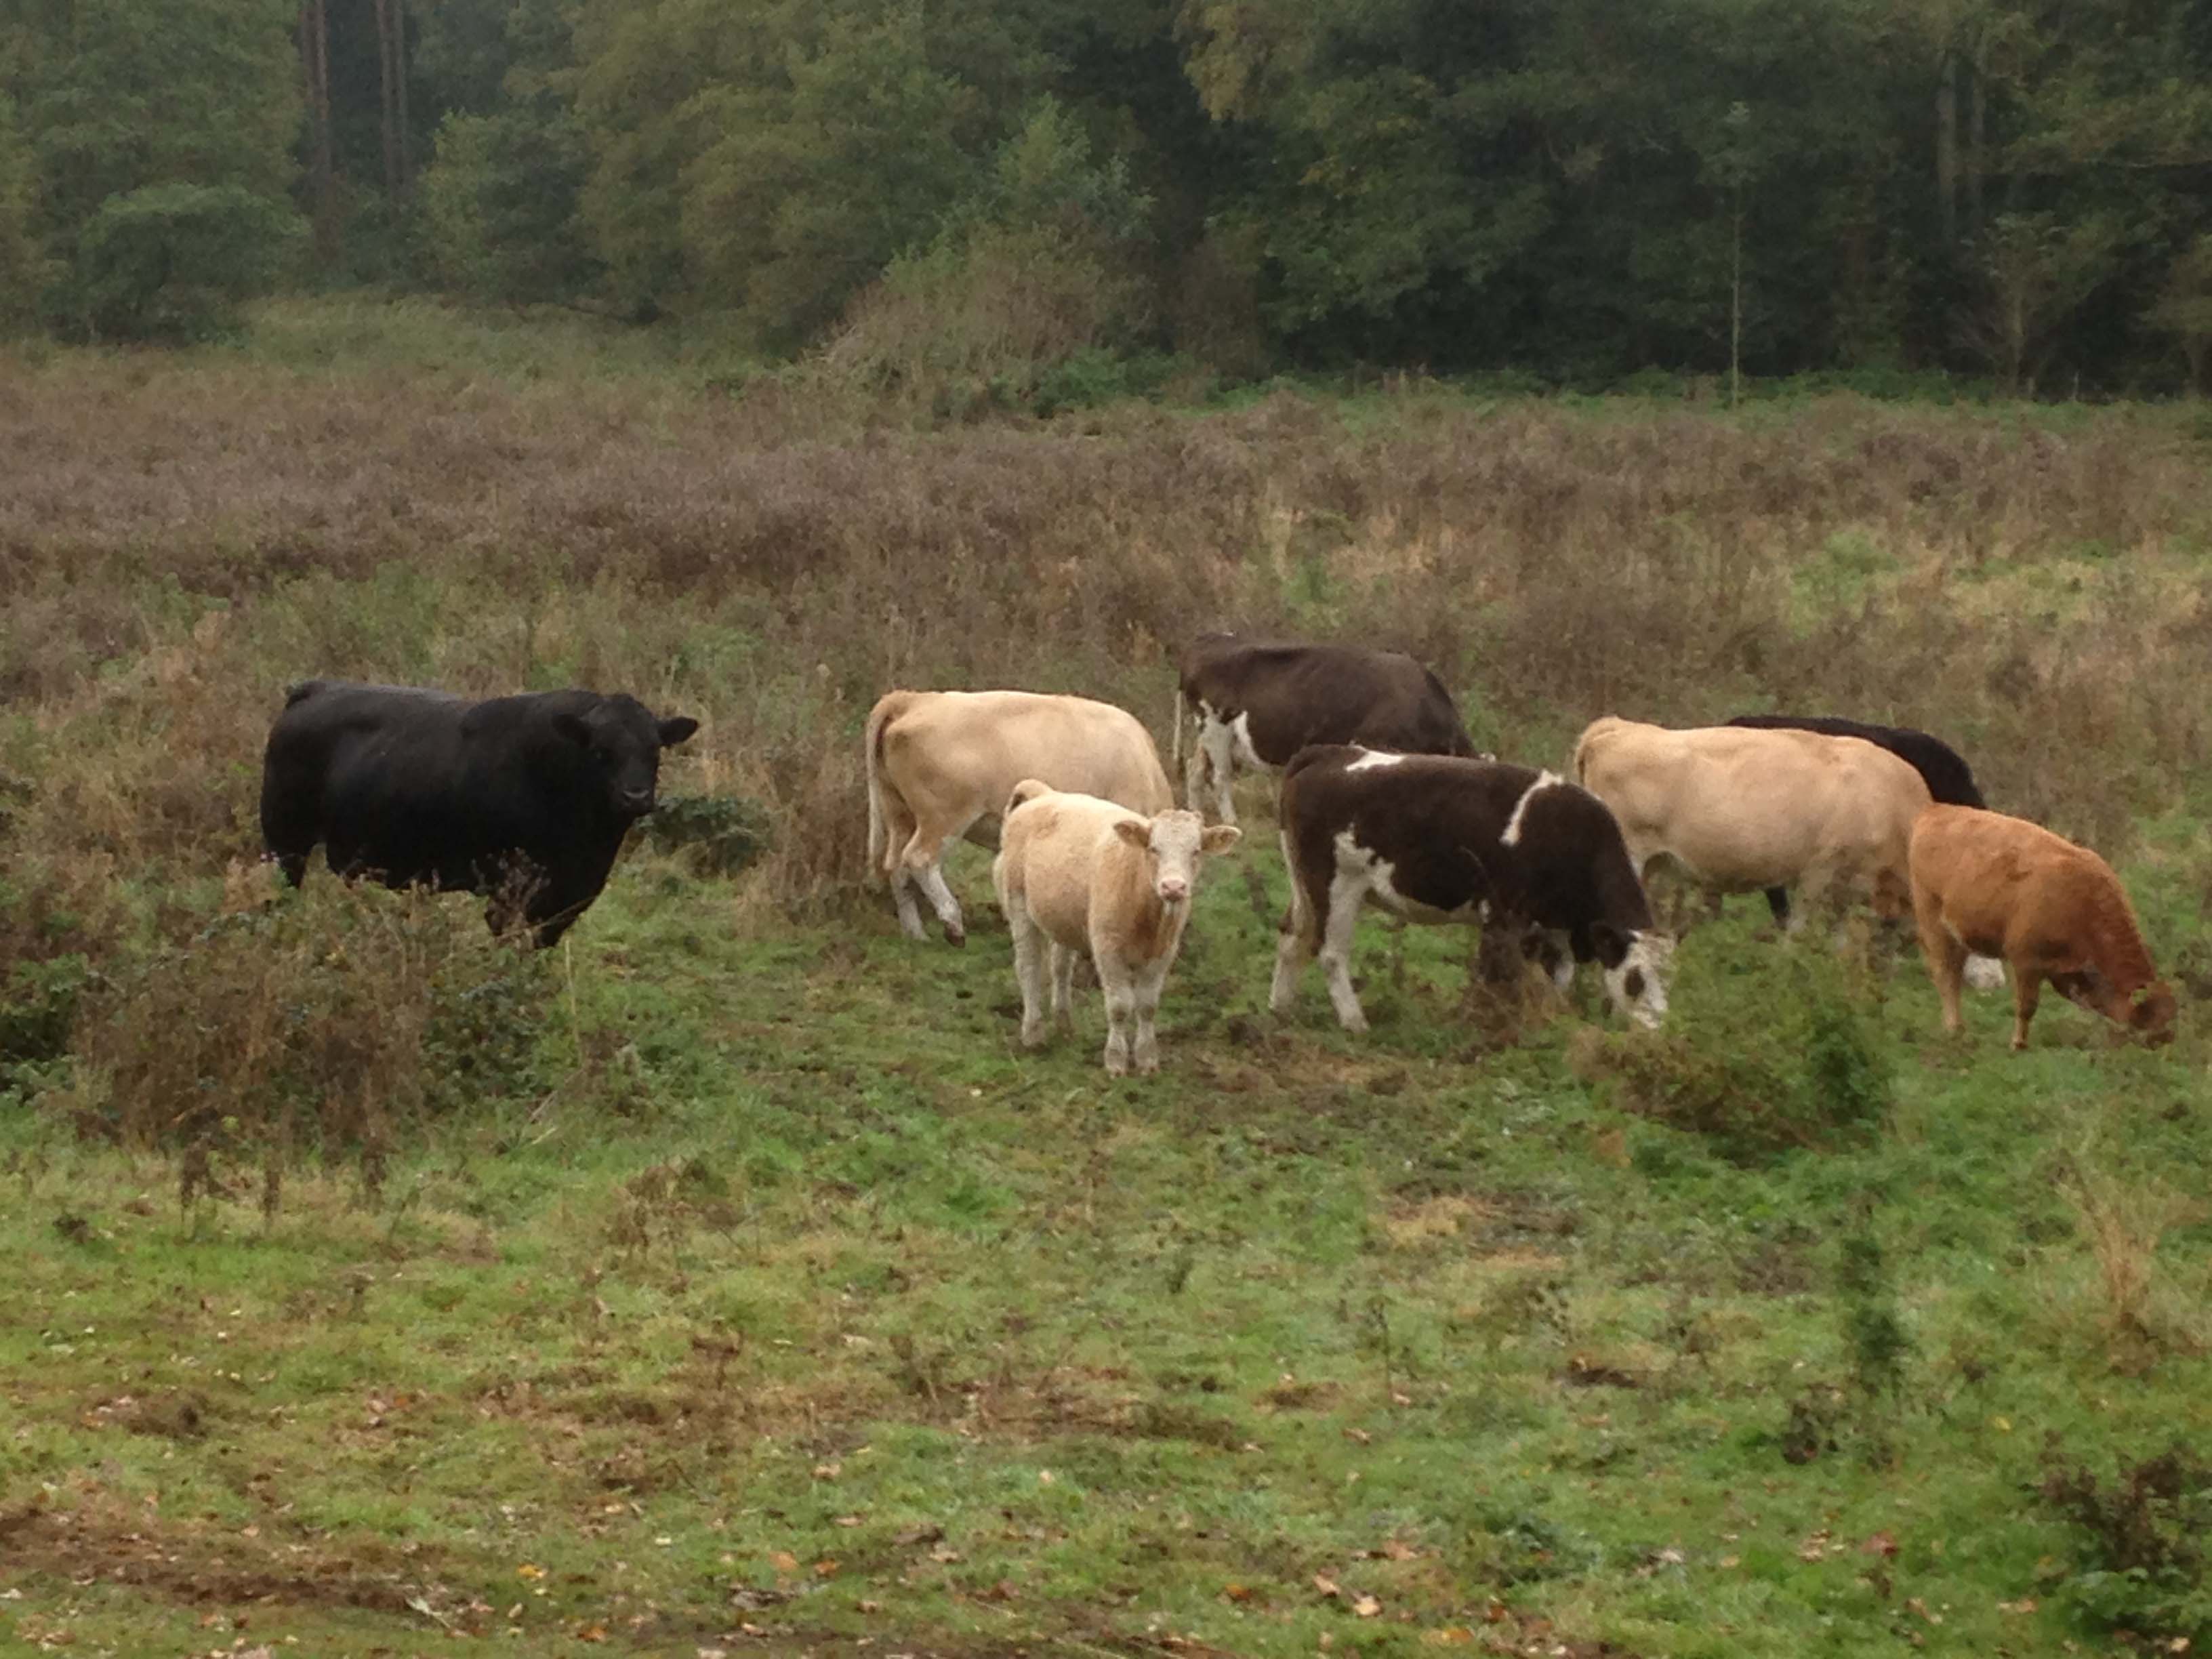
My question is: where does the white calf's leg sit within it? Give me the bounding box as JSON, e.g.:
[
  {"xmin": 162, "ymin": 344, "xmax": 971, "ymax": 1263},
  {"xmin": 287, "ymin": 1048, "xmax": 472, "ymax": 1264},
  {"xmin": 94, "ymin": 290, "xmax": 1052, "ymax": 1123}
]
[
  {"xmin": 1099, "ymin": 958, "xmax": 1138, "ymax": 1076},
  {"xmin": 1006, "ymin": 896, "xmax": 1048, "ymax": 1048},
  {"xmin": 1322, "ymin": 869, "xmax": 1370, "ymax": 1033},
  {"xmin": 1131, "ymin": 959, "xmax": 1171, "ymax": 1074},
  {"xmin": 1050, "ymin": 941, "xmax": 1078, "ymax": 1033}
]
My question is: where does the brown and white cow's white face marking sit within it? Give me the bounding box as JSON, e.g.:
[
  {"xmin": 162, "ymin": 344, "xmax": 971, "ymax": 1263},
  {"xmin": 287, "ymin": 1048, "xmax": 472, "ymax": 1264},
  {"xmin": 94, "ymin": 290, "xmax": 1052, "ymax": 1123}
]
[
  {"xmin": 1499, "ymin": 769, "xmax": 1566, "ymax": 848},
  {"xmin": 1115, "ymin": 810, "xmax": 1240, "ymax": 909},
  {"xmin": 1345, "ymin": 749, "xmax": 1406, "ymax": 773},
  {"xmin": 1599, "ymin": 930, "xmax": 1673, "ymax": 1028}
]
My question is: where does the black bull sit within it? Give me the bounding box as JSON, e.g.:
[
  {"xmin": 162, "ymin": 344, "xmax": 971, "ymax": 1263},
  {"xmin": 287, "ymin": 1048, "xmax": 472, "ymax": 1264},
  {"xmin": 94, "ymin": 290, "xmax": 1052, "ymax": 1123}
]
[{"xmin": 260, "ymin": 680, "xmax": 699, "ymax": 946}]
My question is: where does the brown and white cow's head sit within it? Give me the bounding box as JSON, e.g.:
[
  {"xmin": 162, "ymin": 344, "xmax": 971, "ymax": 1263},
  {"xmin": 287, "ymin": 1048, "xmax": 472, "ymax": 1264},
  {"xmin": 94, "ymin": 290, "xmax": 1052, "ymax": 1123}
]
[
  {"xmin": 1592, "ymin": 924, "xmax": 1673, "ymax": 1029},
  {"xmin": 1114, "ymin": 809, "xmax": 1242, "ymax": 911}
]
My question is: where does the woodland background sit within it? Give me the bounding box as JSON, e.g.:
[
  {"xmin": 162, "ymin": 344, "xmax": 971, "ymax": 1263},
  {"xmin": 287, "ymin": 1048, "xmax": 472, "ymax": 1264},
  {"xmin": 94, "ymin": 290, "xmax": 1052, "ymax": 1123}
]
[{"xmin": 7, "ymin": 0, "xmax": 2212, "ymax": 396}]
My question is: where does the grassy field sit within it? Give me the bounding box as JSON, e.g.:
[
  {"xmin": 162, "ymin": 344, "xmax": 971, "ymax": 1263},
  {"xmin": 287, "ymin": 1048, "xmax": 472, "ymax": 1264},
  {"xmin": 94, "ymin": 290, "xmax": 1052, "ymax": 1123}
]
[{"xmin": 4, "ymin": 301, "xmax": 2212, "ymax": 1658}]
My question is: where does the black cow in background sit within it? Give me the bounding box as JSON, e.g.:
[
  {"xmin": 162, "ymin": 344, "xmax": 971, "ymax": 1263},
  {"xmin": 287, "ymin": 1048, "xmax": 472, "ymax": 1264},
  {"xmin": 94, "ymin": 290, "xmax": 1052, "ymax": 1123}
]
[
  {"xmin": 1173, "ymin": 634, "xmax": 1480, "ymax": 825},
  {"xmin": 1725, "ymin": 713, "xmax": 1985, "ymax": 929},
  {"xmin": 260, "ymin": 680, "xmax": 699, "ymax": 946}
]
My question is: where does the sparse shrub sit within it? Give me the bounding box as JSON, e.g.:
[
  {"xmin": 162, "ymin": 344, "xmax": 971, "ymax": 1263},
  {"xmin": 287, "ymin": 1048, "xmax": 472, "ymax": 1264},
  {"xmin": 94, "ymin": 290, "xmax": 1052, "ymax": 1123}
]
[
  {"xmin": 640, "ymin": 793, "xmax": 772, "ymax": 877},
  {"xmin": 2035, "ymin": 1441, "xmax": 2212, "ymax": 1649},
  {"xmin": 62, "ymin": 885, "xmax": 552, "ymax": 1159},
  {"xmin": 1581, "ymin": 947, "xmax": 1890, "ymax": 1162}
]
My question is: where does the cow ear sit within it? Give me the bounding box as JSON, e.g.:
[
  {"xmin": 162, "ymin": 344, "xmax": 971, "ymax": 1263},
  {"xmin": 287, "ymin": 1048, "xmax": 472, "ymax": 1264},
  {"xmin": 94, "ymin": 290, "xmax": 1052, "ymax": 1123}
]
[
  {"xmin": 1201, "ymin": 824, "xmax": 1243, "ymax": 855},
  {"xmin": 1589, "ymin": 922, "xmax": 1631, "ymax": 968},
  {"xmin": 553, "ymin": 712, "xmax": 594, "ymax": 749},
  {"xmin": 1113, "ymin": 818, "xmax": 1151, "ymax": 848},
  {"xmin": 657, "ymin": 715, "xmax": 700, "ymax": 747}
]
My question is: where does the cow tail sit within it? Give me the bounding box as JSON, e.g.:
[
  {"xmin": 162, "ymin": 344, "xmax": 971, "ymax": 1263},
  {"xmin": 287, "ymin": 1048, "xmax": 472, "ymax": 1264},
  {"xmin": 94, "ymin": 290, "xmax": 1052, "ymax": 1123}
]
[
  {"xmin": 1571, "ymin": 718, "xmax": 1611, "ymax": 787},
  {"xmin": 864, "ymin": 692, "xmax": 913, "ymax": 880},
  {"xmin": 1171, "ymin": 684, "xmax": 1186, "ymax": 768}
]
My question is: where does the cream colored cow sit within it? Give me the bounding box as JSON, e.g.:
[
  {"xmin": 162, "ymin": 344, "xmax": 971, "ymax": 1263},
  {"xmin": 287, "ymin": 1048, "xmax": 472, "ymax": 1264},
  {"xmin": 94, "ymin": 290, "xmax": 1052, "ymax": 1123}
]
[
  {"xmin": 1571, "ymin": 716, "xmax": 1933, "ymax": 924},
  {"xmin": 991, "ymin": 781, "xmax": 1240, "ymax": 1076},
  {"xmin": 865, "ymin": 690, "xmax": 1174, "ymax": 944}
]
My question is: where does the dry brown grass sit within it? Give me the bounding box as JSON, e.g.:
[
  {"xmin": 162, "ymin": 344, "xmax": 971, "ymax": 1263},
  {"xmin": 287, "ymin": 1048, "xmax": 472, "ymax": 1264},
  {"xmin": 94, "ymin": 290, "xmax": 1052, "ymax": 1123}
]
[
  {"xmin": 3, "ymin": 352, "xmax": 2208, "ymax": 926},
  {"xmin": 2059, "ymin": 1153, "xmax": 2208, "ymax": 1371}
]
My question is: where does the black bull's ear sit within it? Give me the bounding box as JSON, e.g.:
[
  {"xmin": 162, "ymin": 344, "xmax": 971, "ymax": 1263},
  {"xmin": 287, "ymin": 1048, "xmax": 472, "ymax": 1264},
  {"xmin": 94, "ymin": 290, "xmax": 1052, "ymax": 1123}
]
[
  {"xmin": 659, "ymin": 716, "xmax": 700, "ymax": 747},
  {"xmin": 553, "ymin": 711, "xmax": 594, "ymax": 748}
]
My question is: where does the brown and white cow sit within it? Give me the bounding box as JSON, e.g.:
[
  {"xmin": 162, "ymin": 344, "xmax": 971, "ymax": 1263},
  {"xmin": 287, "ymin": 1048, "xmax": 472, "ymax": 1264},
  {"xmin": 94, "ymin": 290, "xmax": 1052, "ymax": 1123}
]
[
  {"xmin": 1571, "ymin": 717, "xmax": 1932, "ymax": 928},
  {"xmin": 1271, "ymin": 746, "xmax": 1671, "ymax": 1033},
  {"xmin": 1908, "ymin": 804, "xmax": 2175, "ymax": 1050},
  {"xmin": 865, "ymin": 690, "xmax": 1174, "ymax": 945},
  {"xmin": 1173, "ymin": 634, "xmax": 1479, "ymax": 825},
  {"xmin": 992, "ymin": 781, "xmax": 1241, "ymax": 1074}
]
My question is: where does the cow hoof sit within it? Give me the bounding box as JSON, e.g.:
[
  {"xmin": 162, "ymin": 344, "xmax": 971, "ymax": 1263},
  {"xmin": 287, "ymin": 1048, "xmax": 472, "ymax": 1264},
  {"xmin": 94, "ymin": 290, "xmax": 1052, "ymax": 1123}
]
[
  {"xmin": 1020, "ymin": 1024, "xmax": 1047, "ymax": 1049},
  {"xmin": 944, "ymin": 926, "xmax": 966, "ymax": 947}
]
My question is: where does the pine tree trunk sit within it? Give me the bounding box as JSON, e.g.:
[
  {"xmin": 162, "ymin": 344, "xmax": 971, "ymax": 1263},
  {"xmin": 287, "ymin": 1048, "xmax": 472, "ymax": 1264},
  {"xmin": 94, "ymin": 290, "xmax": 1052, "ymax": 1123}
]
[
  {"xmin": 299, "ymin": 0, "xmax": 337, "ymax": 264},
  {"xmin": 373, "ymin": 0, "xmax": 403, "ymax": 200},
  {"xmin": 1965, "ymin": 45, "xmax": 1986, "ymax": 239},
  {"xmin": 1936, "ymin": 50, "xmax": 1958, "ymax": 246}
]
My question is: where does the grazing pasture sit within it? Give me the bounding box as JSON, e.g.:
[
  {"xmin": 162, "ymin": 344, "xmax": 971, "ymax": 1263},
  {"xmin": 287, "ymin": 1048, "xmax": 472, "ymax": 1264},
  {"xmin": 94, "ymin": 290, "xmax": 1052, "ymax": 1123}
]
[{"xmin": 4, "ymin": 306, "xmax": 2212, "ymax": 1658}]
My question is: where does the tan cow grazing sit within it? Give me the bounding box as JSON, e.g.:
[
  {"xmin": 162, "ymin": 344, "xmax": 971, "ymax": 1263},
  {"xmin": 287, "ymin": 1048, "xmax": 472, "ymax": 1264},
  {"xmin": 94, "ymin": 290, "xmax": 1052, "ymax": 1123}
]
[
  {"xmin": 865, "ymin": 690, "xmax": 1174, "ymax": 945},
  {"xmin": 991, "ymin": 781, "xmax": 1240, "ymax": 1075},
  {"xmin": 1572, "ymin": 716, "xmax": 1933, "ymax": 926},
  {"xmin": 1908, "ymin": 805, "xmax": 2175, "ymax": 1051}
]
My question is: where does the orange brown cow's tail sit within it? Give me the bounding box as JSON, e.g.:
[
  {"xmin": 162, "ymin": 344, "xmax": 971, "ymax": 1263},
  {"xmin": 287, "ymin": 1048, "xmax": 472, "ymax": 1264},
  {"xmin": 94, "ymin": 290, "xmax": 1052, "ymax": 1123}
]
[{"xmin": 863, "ymin": 691, "xmax": 923, "ymax": 883}]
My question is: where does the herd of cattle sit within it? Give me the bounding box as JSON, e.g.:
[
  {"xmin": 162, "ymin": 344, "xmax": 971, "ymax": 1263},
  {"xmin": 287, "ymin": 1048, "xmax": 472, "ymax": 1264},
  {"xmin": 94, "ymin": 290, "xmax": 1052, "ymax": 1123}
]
[{"xmin": 259, "ymin": 635, "xmax": 2177, "ymax": 1076}]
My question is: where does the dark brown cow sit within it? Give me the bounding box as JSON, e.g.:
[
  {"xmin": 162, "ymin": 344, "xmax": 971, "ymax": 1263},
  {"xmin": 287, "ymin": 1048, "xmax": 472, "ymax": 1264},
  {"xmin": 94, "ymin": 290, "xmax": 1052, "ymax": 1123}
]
[
  {"xmin": 1271, "ymin": 745, "xmax": 1671, "ymax": 1034},
  {"xmin": 1172, "ymin": 634, "xmax": 1479, "ymax": 825}
]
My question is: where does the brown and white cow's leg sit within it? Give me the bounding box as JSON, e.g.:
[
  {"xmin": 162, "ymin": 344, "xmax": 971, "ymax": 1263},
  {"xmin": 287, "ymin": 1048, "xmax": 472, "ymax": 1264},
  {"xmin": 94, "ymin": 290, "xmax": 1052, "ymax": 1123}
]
[
  {"xmin": 1269, "ymin": 831, "xmax": 1319, "ymax": 1016},
  {"xmin": 1318, "ymin": 860, "xmax": 1373, "ymax": 1033},
  {"xmin": 1004, "ymin": 893, "xmax": 1050, "ymax": 1048},
  {"xmin": 1190, "ymin": 704, "xmax": 1240, "ymax": 825},
  {"xmin": 1130, "ymin": 957, "xmax": 1173, "ymax": 1073}
]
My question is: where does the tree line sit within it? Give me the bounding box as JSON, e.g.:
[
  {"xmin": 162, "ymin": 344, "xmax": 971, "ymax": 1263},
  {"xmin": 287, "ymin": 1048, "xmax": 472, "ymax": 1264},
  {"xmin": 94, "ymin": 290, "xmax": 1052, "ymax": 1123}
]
[{"xmin": 5, "ymin": 0, "xmax": 2212, "ymax": 393}]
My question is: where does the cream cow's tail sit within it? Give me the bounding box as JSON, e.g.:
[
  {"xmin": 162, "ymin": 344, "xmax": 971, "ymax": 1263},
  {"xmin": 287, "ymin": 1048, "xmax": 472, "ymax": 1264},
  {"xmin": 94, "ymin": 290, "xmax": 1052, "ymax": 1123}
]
[{"xmin": 864, "ymin": 691, "xmax": 921, "ymax": 882}]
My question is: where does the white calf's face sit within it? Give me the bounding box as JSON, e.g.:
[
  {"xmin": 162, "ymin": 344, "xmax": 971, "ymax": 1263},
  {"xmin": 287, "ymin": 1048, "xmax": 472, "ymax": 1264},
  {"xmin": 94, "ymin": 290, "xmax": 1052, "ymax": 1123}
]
[
  {"xmin": 1603, "ymin": 932, "xmax": 1673, "ymax": 1029},
  {"xmin": 1115, "ymin": 811, "xmax": 1241, "ymax": 906}
]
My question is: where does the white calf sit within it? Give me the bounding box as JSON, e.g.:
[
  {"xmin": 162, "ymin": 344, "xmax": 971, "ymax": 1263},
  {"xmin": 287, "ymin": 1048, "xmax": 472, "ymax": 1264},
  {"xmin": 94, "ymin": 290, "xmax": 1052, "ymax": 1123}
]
[{"xmin": 991, "ymin": 781, "xmax": 1240, "ymax": 1075}]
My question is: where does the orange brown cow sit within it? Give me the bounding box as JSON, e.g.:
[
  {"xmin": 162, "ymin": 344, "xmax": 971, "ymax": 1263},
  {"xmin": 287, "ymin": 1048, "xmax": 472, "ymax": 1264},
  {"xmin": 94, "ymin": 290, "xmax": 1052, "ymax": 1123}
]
[{"xmin": 1907, "ymin": 805, "xmax": 2175, "ymax": 1051}]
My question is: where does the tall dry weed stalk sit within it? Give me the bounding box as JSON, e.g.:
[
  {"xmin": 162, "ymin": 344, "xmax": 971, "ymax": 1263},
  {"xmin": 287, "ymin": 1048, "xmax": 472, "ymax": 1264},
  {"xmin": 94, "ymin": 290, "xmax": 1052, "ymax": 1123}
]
[{"xmin": 2059, "ymin": 1151, "xmax": 2206, "ymax": 1370}]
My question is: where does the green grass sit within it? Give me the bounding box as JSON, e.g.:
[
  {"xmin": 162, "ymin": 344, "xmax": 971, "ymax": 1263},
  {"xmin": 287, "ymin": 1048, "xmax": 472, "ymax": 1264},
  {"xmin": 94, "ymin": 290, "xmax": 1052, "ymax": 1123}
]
[{"xmin": 6, "ymin": 834, "xmax": 2209, "ymax": 1658}]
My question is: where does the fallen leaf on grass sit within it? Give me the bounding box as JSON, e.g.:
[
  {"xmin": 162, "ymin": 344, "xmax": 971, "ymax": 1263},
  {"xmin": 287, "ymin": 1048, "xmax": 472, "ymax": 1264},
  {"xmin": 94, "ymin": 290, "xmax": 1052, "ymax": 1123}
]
[
  {"xmin": 813, "ymin": 1559, "xmax": 839, "ymax": 1578},
  {"xmin": 1860, "ymin": 1532, "xmax": 1899, "ymax": 1558},
  {"xmin": 894, "ymin": 1525, "xmax": 944, "ymax": 1547},
  {"xmin": 1313, "ymin": 1574, "xmax": 1342, "ymax": 1599},
  {"xmin": 516, "ymin": 1564, "xmax": 546, "ymax": 1580},
  {"xmin": 833, "ymin": 1514, "xmax": 864, "ymax": 1528},
  {"xmin": 813, "ymin": 1462, "xmax": 842, "ymax": 1480},
  {"xmin": 1422, "ymin": 1629, "xmax": 1475, "ymax": 1645},
  {"xmin": 857, "ymin": 1600, "xmax": 881, "ymax": 1614},
  {"xmin": 1352, "ymin": 1595, "xmax": 1382, "ymax": 1618},
  {"xmin": 1996, "ymin": 1598, "xmax": 2038, "ymax": 1614},
  {"xmin": 768, "ymin": 1551, "xmax": 800, "ymax": 1575},
  {"xmin": 1377, "ymin": 1540, "xmax": 1417, "ymax": 1561},
  {"xmin": 1222, "ymin": 1585, "xmax": 1256, "ymax": 1603}
]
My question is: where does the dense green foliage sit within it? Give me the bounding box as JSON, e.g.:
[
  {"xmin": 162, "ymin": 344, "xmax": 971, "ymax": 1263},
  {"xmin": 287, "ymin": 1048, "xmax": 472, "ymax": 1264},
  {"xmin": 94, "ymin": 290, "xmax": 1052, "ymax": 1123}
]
[{"xmin": 7, "ymin": 0, "xmax": 2212, "ymax": 377}]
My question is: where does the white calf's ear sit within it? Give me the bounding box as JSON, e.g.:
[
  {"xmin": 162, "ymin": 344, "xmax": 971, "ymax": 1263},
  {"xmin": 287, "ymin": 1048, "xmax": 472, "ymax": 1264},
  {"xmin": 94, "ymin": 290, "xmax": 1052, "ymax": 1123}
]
[
  {"xmin": 1113, "ymin": 818, "xmax": 1152, "ymax": 848},
  {"xmin": 1202, "ymin": 825, "xmax": 1243, "ymax": 854}
]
